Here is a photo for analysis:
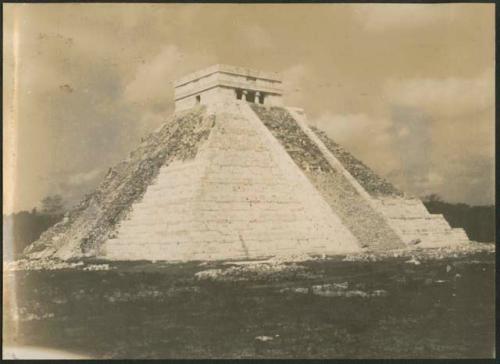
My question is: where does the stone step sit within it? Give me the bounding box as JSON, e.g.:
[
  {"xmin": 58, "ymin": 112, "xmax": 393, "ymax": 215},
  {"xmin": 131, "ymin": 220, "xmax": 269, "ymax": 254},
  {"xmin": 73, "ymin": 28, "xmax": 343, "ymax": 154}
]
[
  {"xmin": 115, "ymin": 232, "xmax": 233, "ymax": 244},
  {"xmin": 146, "ymin": 176, "xmax": 199, "ymax": 189},
  {"xmin": 136, "ymin": 196, "xmax": 300, "ymax": 206},
  {"xmin": 198, "ymin": 194, "xmax": 298, "ymax": 203},
  {"xmin": 128, "ymin": 199, "xmax": 193, "ymax": 211},
  {"xmin": 449, "ymin": 228, "xmax": 469, "ymax": 240},
  {"xmin": 380, "ymin": 209, "xmax": 430, "ymax": 219},
  {"xmin": 204, "ymin": 144, "xmax": 269, "ymax": 153},
  {"xmin": 125, "ymin": 204, "xmax": 307, "ymax": 219},
  {"xmin": 376, "ymin": 200, "xmax": 431, "ymax": 218},
  {"xmin": 201, "ymin": 174, "xmax": 289, "ymax": 185},
  {"xmin": 116, "ymin": 215, "xmax": 194, "ymax": 227},
  {"xmin": 378, "ymin": 198, "xmax": 424, "ymax": 206},
  {"xmin": 119, "ymin": 214, "xmax": 304, "ymax": 227},
  {"xmin": 399, "ymin": 229, "xmax": 469, "ymax": 246},
  {"xmin": 116, "ymin": 224, "xmax": 334, "ymax": 242},
  {"xmin": 129, "ymin": 202, "xmax": 305, "ymax": 217},
  {"xmin": 158, "ymin": 160, "xmax": 201, "ymax": 170},
  {"xmin": 147, "ymin": 178, "xmax": 202, "ymax": 191},
  {"xmin": 204, "ymin": 163, "xmax": 283, "ymax": 175},
  {"xmin": 103, "ymin": 242, "xmax": 248, "ymax": 261},
  {"xmin": 116, "ymin": 221, "xmax": 193, "ymax": 231},
  {"xmin": 124, "ymin": 210, "xmax": 211, "ymax": 221},
  {"xmin": 140, "ymin": 191, "xmax": 198, "ymax": 203},
  {"xmin": 116, "ymin": 229, "xmax": 334, "ymax": 244},
  {"xmin": 390, "ymin": 220, "xmax": 451, "ymax": 231},
  {"xmin": 106, "ymin": 236, "xmax": 341, "ymax": 250},
  {"xmin": 207, "ymin": 159, "xmax": 277, "ymax": 168},
  {"xmin": 155, "ymin": 168, "xmax": 199, "ymax": 180},
  {"xmin": 398, "ymin": 228, "xmax": 453, "ymax": 235},
  {"xmin": 208, "ymin": 148, "xmax": 275, "ymax": 159},
  {"xmin": 199, "ymin": 177, "xmax": 294, "ymax": 186},
  {"xmin": 213, "ymin": 126, "xmax": 258, "ymax": 135},
  {"xmin": 198, "ymin": 179, "xmax": 295, "ymax": 190},
  {"xmin": 154, "ymin": 171, "xmax": 204, "ymax": 183},
  {"xmin": 388, "ymin": 214, "xmax": 447, "ymax": 221},
  {"xmin": 110, "ymin": 231, "xmax": 234, "ymax": 243},
  {"xmin": 208, "ymin": 136, "xmax": 266, "ymax": 149}
]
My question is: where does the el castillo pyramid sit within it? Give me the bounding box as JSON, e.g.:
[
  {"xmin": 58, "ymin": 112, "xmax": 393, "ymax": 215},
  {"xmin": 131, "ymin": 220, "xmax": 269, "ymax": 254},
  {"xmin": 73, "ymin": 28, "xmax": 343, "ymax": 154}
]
[{"xmin": 24, "ymin": 64, "xmax": 470, "ymax": 261}]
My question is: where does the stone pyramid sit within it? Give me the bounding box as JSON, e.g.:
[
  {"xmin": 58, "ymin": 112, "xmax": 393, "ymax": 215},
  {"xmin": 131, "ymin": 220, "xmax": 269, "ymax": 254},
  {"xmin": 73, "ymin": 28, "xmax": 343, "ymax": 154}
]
[{"xmin": 25, "ymin": 65, "xmax": 469, "ymax": 261}]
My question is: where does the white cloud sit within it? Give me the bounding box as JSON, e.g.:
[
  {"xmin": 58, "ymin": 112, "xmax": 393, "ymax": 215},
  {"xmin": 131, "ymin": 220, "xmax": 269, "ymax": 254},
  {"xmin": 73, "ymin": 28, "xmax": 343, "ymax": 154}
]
[
  {"xmin": 240, "ymin": 24, "xmax": 273, "ymax": 49},
  {"xmin": 416, "ymin": 171, "xmax": 445, "ymax": 193},
  {"xmin": 282, "ymin": 64, "xmax": 310, "ymax": 105},
  {"xmin": 311, "ymin": 112, "xmax": 393, "ymax": 149},
  {"xmin": 353, "ymin": 4, "xmax": 458, "ymax": 31},
  {"xmin": 67, "ymin": 168, "xmax": 102, "ymax": 187},
  {"xmin": 310, "ymin": 112, "xmax": 401, "ymax": 177},
  {"xmin": 123, "ymin": 45, "xmax": 184, "ymax": 107},
  {"xmin": 380, "ymin": 70, "xmax": 494, "ymax": 203},
  {"xmin": 383, "ymin": 68, "xmax": 494, "ymax": 119},
  {"xmin": 123, "ymin": 44, "xmax": 216, "ymax": 109}
]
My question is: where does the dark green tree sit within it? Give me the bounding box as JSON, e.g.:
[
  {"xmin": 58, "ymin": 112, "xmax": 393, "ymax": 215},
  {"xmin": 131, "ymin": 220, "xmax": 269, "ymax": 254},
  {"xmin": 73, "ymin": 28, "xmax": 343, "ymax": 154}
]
[{"xmin": 40, "ymin": 194, "xmax": 66, "ymax": 216}]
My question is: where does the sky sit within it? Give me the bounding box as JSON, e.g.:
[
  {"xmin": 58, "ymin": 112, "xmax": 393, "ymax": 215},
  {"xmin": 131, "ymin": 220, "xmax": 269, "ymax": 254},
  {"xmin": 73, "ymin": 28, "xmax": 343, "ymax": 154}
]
[{"xmin": 3, "ymin": 3, "xmax": 495, "ymax": 214}]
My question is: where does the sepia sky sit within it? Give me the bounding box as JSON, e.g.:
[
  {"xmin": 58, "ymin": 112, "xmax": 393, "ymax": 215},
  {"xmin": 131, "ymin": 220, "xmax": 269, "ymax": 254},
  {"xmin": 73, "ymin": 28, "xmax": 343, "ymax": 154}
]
[{"xmin": 3, "ymin": 3, "xmax": 495, "ymax": 214}]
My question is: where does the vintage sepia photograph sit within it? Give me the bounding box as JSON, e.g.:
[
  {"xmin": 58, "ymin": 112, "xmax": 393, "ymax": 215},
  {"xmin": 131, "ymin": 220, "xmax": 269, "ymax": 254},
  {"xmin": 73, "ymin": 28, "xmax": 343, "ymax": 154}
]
[{"xmin": 3, "ymin": 3, "xmax": 495, "ymax": 359}]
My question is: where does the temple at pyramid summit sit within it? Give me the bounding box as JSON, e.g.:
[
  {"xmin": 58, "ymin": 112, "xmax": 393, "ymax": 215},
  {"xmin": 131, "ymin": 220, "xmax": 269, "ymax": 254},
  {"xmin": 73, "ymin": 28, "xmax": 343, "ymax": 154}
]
[
  {"xmin": 174, "ymin": 64, "xmax": 284, "ymax": 111},
  {"xmin": 25, "ymin": 64, "xmax": 471, "ymax": 261}
]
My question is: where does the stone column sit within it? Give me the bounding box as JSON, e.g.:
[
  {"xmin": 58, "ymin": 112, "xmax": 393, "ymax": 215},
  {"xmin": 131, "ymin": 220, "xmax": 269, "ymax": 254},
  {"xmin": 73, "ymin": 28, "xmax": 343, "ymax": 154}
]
[
  {"xmin": 255, "ymin": 91, "xmax": 261, "ymax": 104},
  {"xmin": 242, "ymin": 90, "xmax": 248, "ymax": 102}
]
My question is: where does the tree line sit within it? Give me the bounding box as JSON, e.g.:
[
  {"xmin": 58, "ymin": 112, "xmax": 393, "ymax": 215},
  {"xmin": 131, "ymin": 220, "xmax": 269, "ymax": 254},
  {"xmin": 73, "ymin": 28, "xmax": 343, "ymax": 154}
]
[
  {"xmin": 4, "ymin": 195, "xmax": 65, "ymax": 261},
  {"xmin": 422, "ymin": 194, "xmax": 495, "ymax": 243}
]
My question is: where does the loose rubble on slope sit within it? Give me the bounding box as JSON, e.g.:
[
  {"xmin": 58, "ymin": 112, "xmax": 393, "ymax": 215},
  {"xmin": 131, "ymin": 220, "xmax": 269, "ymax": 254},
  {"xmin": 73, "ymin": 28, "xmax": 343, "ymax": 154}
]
[
  {"xmin": 250, "ymin": 105, "xmax": 332, "ymax": 173},
  {"xmin": 311, "ymin": 127, "xmax": 403, "ymax": 198},
  {"xmin": 23, "ymin": 106, "xmax": 215, "ymax": 260}
]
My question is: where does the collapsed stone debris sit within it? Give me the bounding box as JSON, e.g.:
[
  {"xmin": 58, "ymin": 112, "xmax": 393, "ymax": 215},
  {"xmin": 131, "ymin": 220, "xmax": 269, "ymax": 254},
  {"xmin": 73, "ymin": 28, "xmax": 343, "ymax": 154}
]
[
  {"xmin": 279, "ymin": 283, "xmax": 388, "ymax": 298},
  {"xmin": 195, "ymin": 262, "xmax": 312, "ymax": 282}
]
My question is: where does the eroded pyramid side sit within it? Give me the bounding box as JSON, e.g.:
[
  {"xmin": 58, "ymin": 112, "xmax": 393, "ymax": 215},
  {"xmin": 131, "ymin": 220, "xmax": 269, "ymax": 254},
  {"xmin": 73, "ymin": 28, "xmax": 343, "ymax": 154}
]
[
  {"xmin": 24, "ymin": 106, "xmax": 214, "ymax": 260},
  {"xmin": 250, "ymin": 104, "xmax": 406, "ymax": 250}
]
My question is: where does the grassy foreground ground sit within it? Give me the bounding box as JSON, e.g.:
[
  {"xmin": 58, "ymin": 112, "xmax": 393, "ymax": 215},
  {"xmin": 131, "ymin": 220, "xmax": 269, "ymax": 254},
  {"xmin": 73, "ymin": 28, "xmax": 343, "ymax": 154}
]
[{"xmin": 3, "ymin": 247, "xmax": 495, "ymax": 359}]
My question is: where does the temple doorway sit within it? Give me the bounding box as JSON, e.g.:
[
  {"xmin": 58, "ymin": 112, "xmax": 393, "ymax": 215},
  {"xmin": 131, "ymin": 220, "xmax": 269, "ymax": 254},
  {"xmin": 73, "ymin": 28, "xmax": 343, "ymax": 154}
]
[{"xmin": 246, "ymin": 91, "xmax": 256, "ymax": 103}]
